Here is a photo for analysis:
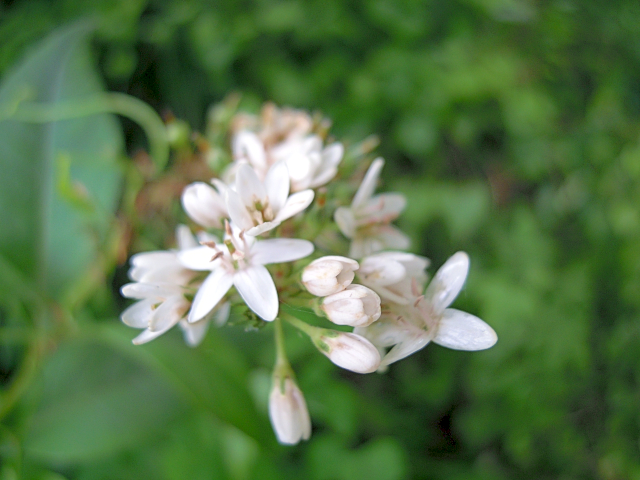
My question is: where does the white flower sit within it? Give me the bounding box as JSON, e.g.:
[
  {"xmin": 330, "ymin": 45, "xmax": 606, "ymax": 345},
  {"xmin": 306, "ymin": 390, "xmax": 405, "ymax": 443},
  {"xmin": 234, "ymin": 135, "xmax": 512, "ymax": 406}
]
[
  {"xmin": 269, "ymin": 376, "xmax": 311, "ymax": 445},
  {"xmin": 270, "ymin": 135, "xmax": 344, "ymax": 192},
  {"xmin": 232, "ymin": 128, "xmax": 343, "ymax": 192},
  {"xmin": 226, "ymin": 162, "xmax": 315, "ymax": 236},
  {"xmin": 355, "ymin": 252, "xmax": 497, "ymax": 367},
  {"xmin": 314, "ymin": 330, "xmax": 381, "ymax": 373},
  {"xmin": 334, "ymin": 158, "xmax": 410, "ymax": 258},
  {"xmin": 358, "ymin": 251, "xmax": 430, "ymax": 305},
  {"xmin": 181, "ymin": 180, "xmax": 228, "ymax": 229},
  {"xmin": 178, "ymin": 223, "xmax": 314, "ymax": 322},
  {"xmin": 321, "ymin": 285, "xmax": 381, "ymax": 327},
  {"xmin": 121, "ymin": 225, "xmax": 220, "ymax": 347},
  {"xmin": 302, "ymin": 255, "xmax": 359, "ymax": 297}
]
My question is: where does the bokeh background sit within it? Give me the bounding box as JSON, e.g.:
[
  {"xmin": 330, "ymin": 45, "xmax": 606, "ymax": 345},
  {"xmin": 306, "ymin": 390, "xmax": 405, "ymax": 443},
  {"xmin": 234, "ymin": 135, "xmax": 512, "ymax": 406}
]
[{"xmin": 2, "ymin": 0, "xmax": 640, "ymax": 479}]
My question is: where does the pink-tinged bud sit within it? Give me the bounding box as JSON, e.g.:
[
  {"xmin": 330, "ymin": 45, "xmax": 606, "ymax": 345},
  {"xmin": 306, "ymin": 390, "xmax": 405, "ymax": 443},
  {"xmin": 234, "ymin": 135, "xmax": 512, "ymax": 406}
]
[
  {"xmin": 302, "ymin": 256, "xmax": 359, "ymax": 296},
  {"xmin": 314, "ymin": 331, "xmax": 381, "ymax": 373},
  {"xmin": 269, "ymin": 376, "xmax": 311, "ymax": 445},
  {"xmin": 321, "ymin": 284, "xmax": 381, "ymax": 327}
]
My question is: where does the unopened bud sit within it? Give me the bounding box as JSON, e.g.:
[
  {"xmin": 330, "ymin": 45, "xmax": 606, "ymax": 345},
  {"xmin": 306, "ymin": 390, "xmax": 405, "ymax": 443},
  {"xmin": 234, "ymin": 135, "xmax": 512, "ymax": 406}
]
[
  {"xmin": 302, "ymin": 256, "xmax": 359, "ymax": 296},
  {"xmin": 269, "ymin": 376, "xmax": 311, "ymax": 445},
  {"xmin": 314, "ymin": 330, "xmax": 381, "ymax": 373},
  {"xmin": 321, "ymin": 284, "xmax": 381, "ymax": 327}
]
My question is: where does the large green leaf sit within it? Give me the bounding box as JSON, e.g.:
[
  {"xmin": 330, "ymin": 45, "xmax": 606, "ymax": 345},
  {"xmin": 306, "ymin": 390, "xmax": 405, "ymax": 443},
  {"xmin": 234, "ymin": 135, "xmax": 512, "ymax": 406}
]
[
  {"xmin": 100, "ymin": 323, "xmax": 276, "ymax": 449},
  {"xmin": 23, "ymin": 337, "xmax": 187, "ymax": 463},
  {"xmin": 0, "ymin": 21, "xmax": 122, "ymax": 300}
]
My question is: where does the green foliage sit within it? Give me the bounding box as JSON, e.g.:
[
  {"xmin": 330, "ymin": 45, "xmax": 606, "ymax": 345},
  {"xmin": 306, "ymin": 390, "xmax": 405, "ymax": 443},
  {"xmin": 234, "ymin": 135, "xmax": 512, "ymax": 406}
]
[{"xmin": 2, "ymin": 1, "xmax": 640, "ymax": 479}]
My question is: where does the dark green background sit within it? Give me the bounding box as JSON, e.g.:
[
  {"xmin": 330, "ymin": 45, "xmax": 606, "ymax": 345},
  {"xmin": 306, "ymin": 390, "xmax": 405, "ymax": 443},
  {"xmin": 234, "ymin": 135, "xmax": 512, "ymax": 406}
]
[{"xmin": 1, "ymin": 0, "xmax": 640, "ymax": 478}]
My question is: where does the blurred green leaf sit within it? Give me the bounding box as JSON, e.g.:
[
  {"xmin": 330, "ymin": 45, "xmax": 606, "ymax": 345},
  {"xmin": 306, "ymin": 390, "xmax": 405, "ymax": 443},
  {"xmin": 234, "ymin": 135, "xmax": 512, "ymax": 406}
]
[
  {"xmin": 0, "ymin": 21, "xmax": 122, "ymax": 301},
  {"xmin": 100, "ymin": 323, "xmax": 275, "ymax": 448},
  {"xmin": 23, "ymin": 337, "xmax": 186, "ymax": 463}
]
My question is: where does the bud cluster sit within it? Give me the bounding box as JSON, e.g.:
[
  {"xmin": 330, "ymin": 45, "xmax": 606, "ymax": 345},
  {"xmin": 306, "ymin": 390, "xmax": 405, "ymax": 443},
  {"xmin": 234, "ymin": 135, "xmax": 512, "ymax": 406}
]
[{"xmin": 120, "ymin": 101, "xmax": 498, "ymax": 445}]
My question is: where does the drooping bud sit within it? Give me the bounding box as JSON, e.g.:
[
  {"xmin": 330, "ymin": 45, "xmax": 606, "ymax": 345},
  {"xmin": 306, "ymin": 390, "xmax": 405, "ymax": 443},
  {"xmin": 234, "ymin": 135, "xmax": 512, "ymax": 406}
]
[
  {"xmin": 269, "ymin": 376, "xmax": 311, "ymax": 445},
  {"xmin": 313, "ymin": 330, "xmax": 381, "ymax": 373},
  {"xmin": 302, "ymin": 256, "xmax": 359, "ymax": 296},
  {"xmin": 321, "ymin": 284, "xmax": 381, "ymax": 327}
]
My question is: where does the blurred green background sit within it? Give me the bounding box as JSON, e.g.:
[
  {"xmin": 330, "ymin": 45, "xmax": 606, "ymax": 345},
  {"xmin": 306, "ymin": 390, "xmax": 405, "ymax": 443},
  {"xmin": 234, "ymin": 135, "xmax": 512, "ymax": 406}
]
[{"xmin": 2, "ymin": 0, "xmax": 640, "ymax": 479}]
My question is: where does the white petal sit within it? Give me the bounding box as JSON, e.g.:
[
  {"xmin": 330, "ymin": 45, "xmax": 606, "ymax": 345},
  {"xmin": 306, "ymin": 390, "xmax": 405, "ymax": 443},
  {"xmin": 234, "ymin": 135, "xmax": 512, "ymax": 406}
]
[
  {"xmin": 233, "ymin": 265, "xmax": 278, "ymax": 321},
  {"xmin": 264, "ymin": 161, "xmax": 290, "ymax": 214},
  {"xmin": 334, "ymin": 207, "xmax": 355, "ymax": 238},
  {"xmin": 424, "ymin": 252, "xmax": 469, "ymax": 315},
  {"xmin": 433, "ymin": 309, "xmax": 497, "ymax": 351},
  {"xmin": 359, "ymin": 256, "xmax": 406, "ymax": 287},
  {"xmin": 179, "ymin": 318, "xmax": 210, "ymax": 347},
  {"xmin": 132, "ymin": 328, "xmax": 169, "ymax": 345},
  {"xmin": 176, "ymin": 224, "xmax": 199, "ymax": 250},
  {"xmin": 380, "ymin": 332, "xmax": 432, "ymax": 366},
  {"xmin": 149, "ymin": 295, "xmax": 188, "ymax": 332},
  {"xmin": 236, "ymin": 163, "xmax": 268, "ymax": 208},
  {"xmin": 121, "ymin": 282, "xmax": 181, "ymax": 300},
  {"xmin": 273, "ymin": 190, "xmax": 314, "ymax": 224},
  {"xmin": 233, "ymin": 131, "xmax": 267, "ymax": 170},
  {"xmin": 226, "ymin": 189, "xmax": 255, "ymax": 231},
  {"xmin": 189, "ymin": 269, "xmax": 234, "ymax": 322},
  {"xmin": 178, "ymin": 246, "xmax": 222, "ymax": 271},
  {"xmin": 375, "ymin": 225, "xmax": 411, "ymax": 250},
  {"xmin": 121, "ymin": 299, "xmax": 155, "ymax": 328},
  {"xmin": 130, "ymin": 251, "xmax": 177, "ymax": 269},
  {"xmin": 352, "ymin": 157, "xmax": 384, "ymax": 209},
  {"xmin": 251, "ymin": 238, "xmax": 314, "ymax": 265},
  {"xmin": 181, "ymin": 182, "xmax": 226, "ymax": 228},
  {"xmin": 246, "ymin": 220, "xmax": 281, "ymax": 236}
]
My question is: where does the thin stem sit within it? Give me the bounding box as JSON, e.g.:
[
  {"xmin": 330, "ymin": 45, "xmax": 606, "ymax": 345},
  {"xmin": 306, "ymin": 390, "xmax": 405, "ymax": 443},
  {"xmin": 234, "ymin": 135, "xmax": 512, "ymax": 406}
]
[
  {"xmin": 281, "ymin": 311, "xmax": 320, "ymax": 337},
  {"xmin": 273, "ymin": 317, "xmax": 289, "ymax": 370},
  {"xmin": 5, "ymin": 92, "xmax": 169, "ymax": 171}
]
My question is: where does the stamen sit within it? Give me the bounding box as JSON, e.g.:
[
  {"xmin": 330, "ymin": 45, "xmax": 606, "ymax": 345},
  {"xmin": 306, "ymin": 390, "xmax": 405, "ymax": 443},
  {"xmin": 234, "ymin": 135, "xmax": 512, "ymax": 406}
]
[
  {"xmin": 210, "ymin": 251, "xmax": 224, "ymax": 262},
  {"xmin": 413, "ymin": 295, "xmax": 424, "ymax": 308},
  {"xmin": 200, "ymin": 241, "xmax": 217, "ymax": 249}
]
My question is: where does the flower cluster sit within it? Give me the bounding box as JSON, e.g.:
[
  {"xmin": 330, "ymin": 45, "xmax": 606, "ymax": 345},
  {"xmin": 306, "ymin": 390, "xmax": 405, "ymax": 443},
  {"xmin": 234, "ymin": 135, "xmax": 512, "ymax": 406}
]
[{"xmin": 121, "ymin": 102, "xmax": 497, "ymax": 445}]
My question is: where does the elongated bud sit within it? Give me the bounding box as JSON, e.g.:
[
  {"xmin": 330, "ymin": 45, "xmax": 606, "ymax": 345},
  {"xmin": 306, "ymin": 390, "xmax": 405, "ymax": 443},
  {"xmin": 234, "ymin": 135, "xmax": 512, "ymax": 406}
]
[
  {"xmin": 314, "ymin": 330, "xmax": 381, "ymax": 373},
  {"xmin": 269, "ymin": 376, "xmax": 311, "ymax": 445},
  {"xmin": 321, "ymin": 284, "xmax": 381, "ymax": 327},
  {"xmin": 302, "ymin": 256, "xmax": 359, "ymax": 296}
]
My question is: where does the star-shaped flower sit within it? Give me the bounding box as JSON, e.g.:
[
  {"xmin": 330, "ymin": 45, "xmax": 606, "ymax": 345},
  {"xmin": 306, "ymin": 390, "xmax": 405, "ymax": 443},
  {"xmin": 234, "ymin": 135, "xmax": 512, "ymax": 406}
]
[
  {"xmin": 334, "ymin": 158, "xmax": 409, "ymax": 258},
  {"xmin": 355, "ymin": 252, "xmax": 497, "ymax": 367},
  {"xmin": 178, "ymin": 223, "xmax": 314, "ymax": 322},
  {"xmin": 226, "ymin": 162, "xmax": 314, "ymax": 236}
]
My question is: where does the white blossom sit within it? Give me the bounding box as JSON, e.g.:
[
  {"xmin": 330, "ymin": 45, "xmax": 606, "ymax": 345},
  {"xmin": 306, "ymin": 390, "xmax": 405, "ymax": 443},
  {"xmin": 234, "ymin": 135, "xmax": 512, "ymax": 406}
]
[
  {"xmin": 334, "ymin": 158, "xmax": 410, "ymax": 258},
  {"xmin": 321, "ymin": 284, "xmax": 381, "ymax": 327},
  {"xmin": 355, "ymin": 252, "xmax": 497, "ymax": 367},
  {"xmin": 232, "ymin": 127, "xmax": 343, "ymax": 191},
  {"xmin": 226, "ymin": 162, "xmax": 314, "ymax": 236},
  {"xmin": 121, "ymin": 225, "xmax": 220, "ymax": 346},
  {"xmin": 302, "ymin": 255, "xmax": 359, "ymax": 297},
  {"xmin": 269, "ymin": 376, "xmax": 311, "ymax": 445},
  {"xmin": 178, "ymin": 223, "xmax": 314, "ymax": 322},
  {"xmin": 358, "ymin": 251, "xmax": 430, "ymax": 304}
]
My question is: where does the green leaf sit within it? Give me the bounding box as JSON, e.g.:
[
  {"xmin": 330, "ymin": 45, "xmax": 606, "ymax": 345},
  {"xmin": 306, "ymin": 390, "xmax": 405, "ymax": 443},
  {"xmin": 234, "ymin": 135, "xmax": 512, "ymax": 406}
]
[
  {"xmin": 100, "ymin": 323, "xmax": 276, "ymax": 448},
  {"xmin": 0, "ymin": 21, "xmax": 123, "ymax": 300},
  {"xmin": 23, "ymin": 337, "xmax": 186, "ymax": 464}
]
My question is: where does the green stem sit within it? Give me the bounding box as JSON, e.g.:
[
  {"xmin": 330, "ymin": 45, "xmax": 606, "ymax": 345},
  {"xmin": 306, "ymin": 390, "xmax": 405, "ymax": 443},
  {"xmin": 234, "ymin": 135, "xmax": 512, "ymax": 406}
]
[
  {"xmin": 5, "ymin": 92, "xmax": 169, "ymax": 171},
  {"xmin": 273, "ymin": 317, "xmax": 289, "ymax": 371},
  {"xmin": 281, "ymin": 311, "xmax": 320, "ymax": 337}
]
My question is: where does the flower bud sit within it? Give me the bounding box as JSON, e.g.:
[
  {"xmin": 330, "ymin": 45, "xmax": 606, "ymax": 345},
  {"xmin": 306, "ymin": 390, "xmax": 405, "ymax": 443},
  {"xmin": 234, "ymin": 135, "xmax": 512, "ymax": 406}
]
[
  {"xmin": 314, "ymin": 331, "xmax": 381, "ymax": 373},
  {"xmin": 321, "ymin": 284, "xmax": 381, "ymax": 327},
  {"xmin": 269, "ymin": 376, "xmax": 311, "ymax": 445},
  {"xmin": 302, "ymin": 256, "xmax": 359, "ymax": 296}
]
